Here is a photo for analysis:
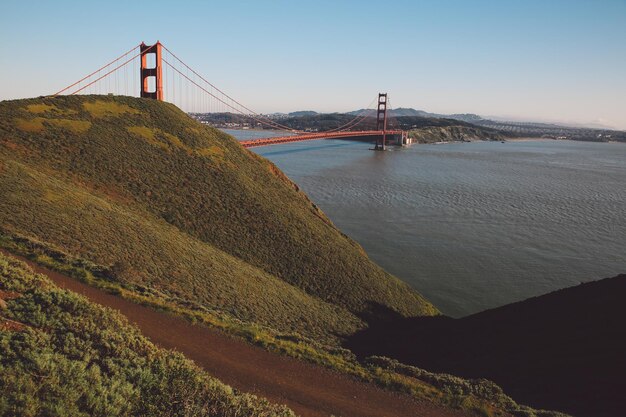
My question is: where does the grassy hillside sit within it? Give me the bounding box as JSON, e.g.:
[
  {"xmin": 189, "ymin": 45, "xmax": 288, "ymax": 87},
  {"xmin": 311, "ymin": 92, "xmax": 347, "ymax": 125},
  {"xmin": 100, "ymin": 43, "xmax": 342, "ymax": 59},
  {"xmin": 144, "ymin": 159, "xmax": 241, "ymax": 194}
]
[
  {"xmin": 0, "ymin": 95, "xmax": 437, "ymax": 342},
  {"xmin": 0, "ymin": 252, "xmax": 294, "ymax": 417},
  {"xmin": 2, "ymin": 252, "xmax": 566, "ymax": 417}
]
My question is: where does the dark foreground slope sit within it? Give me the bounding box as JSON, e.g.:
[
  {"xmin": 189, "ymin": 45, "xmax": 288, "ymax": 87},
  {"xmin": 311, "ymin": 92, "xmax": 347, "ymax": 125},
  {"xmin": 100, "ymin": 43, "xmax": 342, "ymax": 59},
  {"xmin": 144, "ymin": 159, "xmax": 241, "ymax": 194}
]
[
  {"xmin": 0, "ymin": 95, "xmax": 437, "ymax": 342},
  {"xmin": 346, "ymin": 274, "xmax": 626, "ymax": 417},
  {"xmin": 0, "ymin": 252, "xmax": 293, "ymax": 417}
]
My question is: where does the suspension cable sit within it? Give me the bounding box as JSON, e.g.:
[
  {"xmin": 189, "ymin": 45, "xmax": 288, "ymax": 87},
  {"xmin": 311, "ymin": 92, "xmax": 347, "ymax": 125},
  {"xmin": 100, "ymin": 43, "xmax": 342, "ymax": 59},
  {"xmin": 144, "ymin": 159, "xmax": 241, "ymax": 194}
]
[
  {"xmin": 323, "ymin": 96, "xmax": 378, "ymax": 132},
  {"xmin": 161, "ymin": 43, "xmax": 298, "ymax": 131},
  {"xmin": 51, "ymin": 41, "xmax": 386, "ymax": 136},
  {"xmin": 385, "ymin": 98, "xmax": 401, "ymax": 131},
  {"xmin": 67, "ymin": 47, "xmax": 152, "ymax": 96},
  {"xmin": 332, "ymin": 107, "xmax": 377, "ymax": 131},
  {"xmin": 53, "ymin": 44, "xmax": 142, "ymax": 96},
  {"xmin": 163, "ymin": 58, "xmax": 301, "ymax": 132}
]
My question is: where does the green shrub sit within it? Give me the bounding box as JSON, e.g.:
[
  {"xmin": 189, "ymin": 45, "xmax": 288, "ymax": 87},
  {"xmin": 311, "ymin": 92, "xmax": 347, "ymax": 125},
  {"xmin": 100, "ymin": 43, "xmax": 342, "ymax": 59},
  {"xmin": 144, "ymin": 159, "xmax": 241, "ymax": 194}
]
[
  {"xmin": 365, "ymin": 357, "xmax": 571, "ymax": 417},
  {"xmin": 0, "ymin": 253, "xmax": 294, "ymax": 417}
]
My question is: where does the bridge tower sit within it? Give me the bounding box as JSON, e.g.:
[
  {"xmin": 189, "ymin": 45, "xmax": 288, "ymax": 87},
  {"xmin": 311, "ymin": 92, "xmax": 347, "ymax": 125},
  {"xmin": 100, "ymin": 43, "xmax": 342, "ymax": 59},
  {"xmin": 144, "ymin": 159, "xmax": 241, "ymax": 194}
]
[
  {"xmin": 375, "ymin": 93, "xmax": 388, "ymax": 150},
  {"xmin": 140, "ymin": 41, "xmax": 163, "ymax": 100}
]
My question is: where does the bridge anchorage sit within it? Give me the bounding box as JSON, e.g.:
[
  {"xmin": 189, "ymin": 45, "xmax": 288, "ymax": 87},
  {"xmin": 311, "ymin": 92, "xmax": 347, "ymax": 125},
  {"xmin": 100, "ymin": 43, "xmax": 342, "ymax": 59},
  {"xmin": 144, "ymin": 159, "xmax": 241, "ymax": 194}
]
[{"xmin": 52, "ymin": 40, "xmax": 412, "ymax": 149}]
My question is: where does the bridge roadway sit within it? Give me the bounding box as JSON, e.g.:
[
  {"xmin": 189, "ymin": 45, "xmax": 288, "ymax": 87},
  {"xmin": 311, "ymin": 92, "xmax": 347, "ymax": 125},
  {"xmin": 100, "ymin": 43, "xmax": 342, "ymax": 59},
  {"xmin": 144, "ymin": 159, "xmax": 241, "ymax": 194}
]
[{"xmin": 240, "ymin": 129, "xmax": 404, "ymax": 148}]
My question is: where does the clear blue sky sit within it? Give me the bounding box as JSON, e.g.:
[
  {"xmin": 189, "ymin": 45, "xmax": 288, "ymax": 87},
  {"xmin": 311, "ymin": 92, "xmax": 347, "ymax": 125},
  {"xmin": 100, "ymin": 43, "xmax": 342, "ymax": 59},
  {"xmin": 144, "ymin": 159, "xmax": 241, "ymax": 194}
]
[{"xmin": 1, "ymin": 0, "xmax": 625, "ymax": 129}]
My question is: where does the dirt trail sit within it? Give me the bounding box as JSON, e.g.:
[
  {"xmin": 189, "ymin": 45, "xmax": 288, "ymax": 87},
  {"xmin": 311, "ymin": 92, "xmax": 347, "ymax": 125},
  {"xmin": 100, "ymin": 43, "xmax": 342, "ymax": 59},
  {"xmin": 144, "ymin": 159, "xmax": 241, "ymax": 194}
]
[{"xmin": 3, "ymin": 250, "xmax": 469, "ymax": 417}]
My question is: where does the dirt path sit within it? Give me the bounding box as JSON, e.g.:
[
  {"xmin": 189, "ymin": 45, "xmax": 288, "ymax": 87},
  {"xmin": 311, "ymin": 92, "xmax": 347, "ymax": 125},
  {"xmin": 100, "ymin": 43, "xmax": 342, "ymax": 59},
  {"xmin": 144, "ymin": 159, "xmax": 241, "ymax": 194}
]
[{"xmin": 3, "ymin": 250, "xmax": 469, "ymax": 417}]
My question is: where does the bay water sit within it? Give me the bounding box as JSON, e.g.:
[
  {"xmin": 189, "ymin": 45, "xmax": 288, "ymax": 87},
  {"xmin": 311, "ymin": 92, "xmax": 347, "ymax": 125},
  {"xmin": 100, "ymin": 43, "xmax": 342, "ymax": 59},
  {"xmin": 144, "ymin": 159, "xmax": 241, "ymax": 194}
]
[{"xmin": 226, "ymin": 131, "xmax": 626, "ymax": 317}]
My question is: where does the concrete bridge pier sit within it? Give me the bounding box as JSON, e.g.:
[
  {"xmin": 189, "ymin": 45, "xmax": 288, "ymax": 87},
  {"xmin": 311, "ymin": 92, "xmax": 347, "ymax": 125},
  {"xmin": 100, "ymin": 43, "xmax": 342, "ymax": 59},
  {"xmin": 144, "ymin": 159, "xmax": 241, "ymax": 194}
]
[{"xmin": 378, "ymin": 133, "xmax": 413, "ymax": 147}]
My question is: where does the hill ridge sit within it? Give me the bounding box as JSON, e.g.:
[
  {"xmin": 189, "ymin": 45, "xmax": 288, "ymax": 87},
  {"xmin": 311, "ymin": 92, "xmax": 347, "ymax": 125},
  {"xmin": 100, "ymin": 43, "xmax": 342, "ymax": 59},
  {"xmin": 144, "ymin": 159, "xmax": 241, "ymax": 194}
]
[{"xmin": 0, "ymin": 95, "xmax": 437, "ymax": 342}]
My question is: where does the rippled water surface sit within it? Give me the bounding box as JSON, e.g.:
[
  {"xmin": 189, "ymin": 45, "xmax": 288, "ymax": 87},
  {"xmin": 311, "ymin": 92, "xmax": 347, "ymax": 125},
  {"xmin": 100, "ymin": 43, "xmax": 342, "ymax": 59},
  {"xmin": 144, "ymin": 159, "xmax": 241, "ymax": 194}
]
[{"xmin": 230, "ymin": 133, "xmax": 626, "ymax": 317}]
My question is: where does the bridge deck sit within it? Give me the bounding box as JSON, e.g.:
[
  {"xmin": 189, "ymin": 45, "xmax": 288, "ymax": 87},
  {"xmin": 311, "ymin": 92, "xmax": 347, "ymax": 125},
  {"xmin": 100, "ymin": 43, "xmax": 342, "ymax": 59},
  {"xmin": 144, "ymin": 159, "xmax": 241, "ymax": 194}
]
[{"xmin": 240, "ymin": 130, "xmax": 404, "ymax": 148}]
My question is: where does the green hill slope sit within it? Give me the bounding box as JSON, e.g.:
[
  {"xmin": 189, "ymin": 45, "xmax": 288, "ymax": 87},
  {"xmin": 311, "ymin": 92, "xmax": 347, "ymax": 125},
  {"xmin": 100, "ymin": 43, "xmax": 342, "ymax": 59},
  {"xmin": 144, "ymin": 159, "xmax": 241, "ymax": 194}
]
[
  {"xmin": 0, "ymin": 95, "xmax": 437, "ymax": 342},
  {"xmin": 0, "ymin": 252, "xmax": 294, "ymax": 417}
]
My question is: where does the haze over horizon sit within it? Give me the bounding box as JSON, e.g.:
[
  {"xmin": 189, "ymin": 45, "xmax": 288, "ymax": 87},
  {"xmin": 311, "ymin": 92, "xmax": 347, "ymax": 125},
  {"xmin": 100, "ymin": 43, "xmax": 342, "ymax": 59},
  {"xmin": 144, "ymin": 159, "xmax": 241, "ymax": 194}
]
[{"xmin": 1, "ymin": 0, "xmax": 625, "ymax": 130}]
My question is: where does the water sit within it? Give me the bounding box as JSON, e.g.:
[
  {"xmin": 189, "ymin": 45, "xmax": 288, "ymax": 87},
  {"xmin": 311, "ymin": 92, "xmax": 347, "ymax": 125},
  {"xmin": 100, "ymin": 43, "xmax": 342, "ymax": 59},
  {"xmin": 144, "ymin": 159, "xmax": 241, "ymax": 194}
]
[{"xmin": 226, "ymin": 131, "xmax": 626, "ymax": 317}]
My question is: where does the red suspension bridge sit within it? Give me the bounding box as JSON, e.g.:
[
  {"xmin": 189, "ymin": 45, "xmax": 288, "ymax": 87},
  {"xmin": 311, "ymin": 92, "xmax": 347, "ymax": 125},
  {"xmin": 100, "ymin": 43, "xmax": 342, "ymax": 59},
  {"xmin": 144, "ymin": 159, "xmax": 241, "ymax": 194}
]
[{"xmin": 53, "ymin": 41, "xmax": 409, "ymax": 149}]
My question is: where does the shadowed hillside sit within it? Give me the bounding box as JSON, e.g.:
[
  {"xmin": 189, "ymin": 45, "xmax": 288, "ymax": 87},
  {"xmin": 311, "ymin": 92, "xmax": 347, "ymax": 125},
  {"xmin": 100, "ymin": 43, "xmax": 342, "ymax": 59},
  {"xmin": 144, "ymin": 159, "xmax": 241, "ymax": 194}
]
[
  {"xmin": 0, "ymin": 95, "xmax": 437, "ymax": 343},
  {"xmin": 346, "ymin": 274, "xmax": 626, "ymax": 417}
]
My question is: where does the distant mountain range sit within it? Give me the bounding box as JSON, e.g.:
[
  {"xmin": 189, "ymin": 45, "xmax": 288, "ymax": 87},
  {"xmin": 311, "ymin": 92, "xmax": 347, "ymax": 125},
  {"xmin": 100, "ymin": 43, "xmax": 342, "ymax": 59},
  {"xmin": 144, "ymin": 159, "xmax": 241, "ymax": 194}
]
[
  {"xmin": 277, "ymin": 108, "xmax": 620, "ymax": 131},
  {"xmin": 288, "ymin": 110, "xmax": 319, "ymax": 117},
  {"xmin": 265, "ymin": 108, "xmax": 486, "ymax": 123},
  {"xmin": 282, "ymin": 108, "xmax": 579, "ymax": 130},
  {"xmin": 347, "ymin": 107, "xmax": 485, "ymax": 123},
  {"xmin": 213, "ymin": 108, "xmax": 623, "ymax": 141}
]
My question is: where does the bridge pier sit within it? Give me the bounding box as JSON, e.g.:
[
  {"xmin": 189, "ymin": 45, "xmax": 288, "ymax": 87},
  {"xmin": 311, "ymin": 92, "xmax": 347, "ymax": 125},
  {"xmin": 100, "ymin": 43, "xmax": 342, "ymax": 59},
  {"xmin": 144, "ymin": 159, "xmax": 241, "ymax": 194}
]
[{"xmin": 373, "ymin": 93, "xmax": 388, "ymax": 151}]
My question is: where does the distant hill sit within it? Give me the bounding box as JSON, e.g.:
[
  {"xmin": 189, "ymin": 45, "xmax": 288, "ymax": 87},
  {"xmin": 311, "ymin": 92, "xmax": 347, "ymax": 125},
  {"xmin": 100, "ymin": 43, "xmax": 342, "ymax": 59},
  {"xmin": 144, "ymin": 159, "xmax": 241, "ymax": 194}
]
[
  {"xmin": 0, "ymin": 95, "xmax": 437, "ymax": 344},
  {"xmin": 347, "ymin": 107, "xmax": 485, "ymax": 122},
  {"xmin": 203, "ymin": 107, "xmax": 625, "ymax": 142},
  {"xmin": 383, "ymin": 108, "xmax": 430, "ymax": 117},
  {"xmin": 277, "ymin": 113, "xmax": 505, "ymax": 143},
  {"xmin": 342, "ymin": 108, "xmax": 626, "ymax": 140},
  {"xmin": 407, "ymin": 125, "xmax": 504, "ymax": 143},
  {"xmin": 346, "ymin": 274, "xmax": 626, "ymax": 417},
  {"xmin": 288, "ymin": 110, "xmax": 318, "ymax": 117}
]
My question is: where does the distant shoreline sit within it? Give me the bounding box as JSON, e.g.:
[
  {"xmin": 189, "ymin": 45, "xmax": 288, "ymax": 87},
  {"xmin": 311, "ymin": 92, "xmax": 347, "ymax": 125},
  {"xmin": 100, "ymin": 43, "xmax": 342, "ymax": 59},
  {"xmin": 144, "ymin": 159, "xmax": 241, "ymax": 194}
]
[{"xmin": 504, "ymin": 137, "xmax": 555, "ymax": 142}]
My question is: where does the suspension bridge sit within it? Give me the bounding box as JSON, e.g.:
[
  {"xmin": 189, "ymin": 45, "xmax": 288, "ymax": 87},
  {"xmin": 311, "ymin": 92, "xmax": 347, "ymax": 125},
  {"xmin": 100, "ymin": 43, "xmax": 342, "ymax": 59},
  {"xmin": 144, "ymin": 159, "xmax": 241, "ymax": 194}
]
[{"xmin": 52, "ymin": 41, "xmax": 409, "ymax": 149}]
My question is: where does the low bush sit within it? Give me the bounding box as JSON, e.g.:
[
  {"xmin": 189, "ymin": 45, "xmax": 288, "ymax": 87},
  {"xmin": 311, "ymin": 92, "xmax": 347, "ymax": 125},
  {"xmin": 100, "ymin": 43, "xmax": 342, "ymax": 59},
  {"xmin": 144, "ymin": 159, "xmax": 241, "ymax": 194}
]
[{"xmin": 0, "ymin": 253, "xmax": 294, "ymax": 417}]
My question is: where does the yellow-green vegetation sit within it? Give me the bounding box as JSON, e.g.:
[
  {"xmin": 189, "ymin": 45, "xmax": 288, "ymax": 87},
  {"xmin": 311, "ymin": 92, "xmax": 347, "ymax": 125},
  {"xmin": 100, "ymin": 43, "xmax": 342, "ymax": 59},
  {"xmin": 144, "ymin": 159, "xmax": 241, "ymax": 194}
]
[
  {"xmin": 196, "ymin": 144, "xmax": 225, "ymax": 158},
  {"xmin": 47, "ymin": 118, "xmax": 92, "ymax": 133},
  {"xmin": 82, "ymin": 99, "xmax": 139, "ymax": 118},
  {"xmin": 127, "ymin": 125, "xmax": 170, "ymax": 151},
  {"xmin": 127, "ymin": 125, "xmax": 212, "ymax": 155},
  {"xmin": 0, "ymin": 95, "xmax": 437, "ymax": 345},
  {"xmin": 25, "ymin": 103, "xmax": 76, "ymax": 115},
  {"xmin": 0, "ymin": 253, "xmax": 294, "ymax": 417},
  {"xmin": 0, "ymin": 242, "xmax": 565, "ymax": 417},
  {"xmin": 366, "ymin": 357, "xmax": 571, "ymax": 417},
  {"xmin": 15, "ymin": 117, "xmax": 91, "ymax": 134},
  {"xmin": 25, "ymin": 103, "xmax": 59, "ymax": 114},
  {"xmin": 0, "ymin": 167, "xmax": 359, "ymax": 341},
  {"xmin": 0, "ymin": 230, "xmax": 360, "ymax": 371},
  {"xmin": 14, "ymin": 118, "xmax": 45, "ymax": 133}
]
